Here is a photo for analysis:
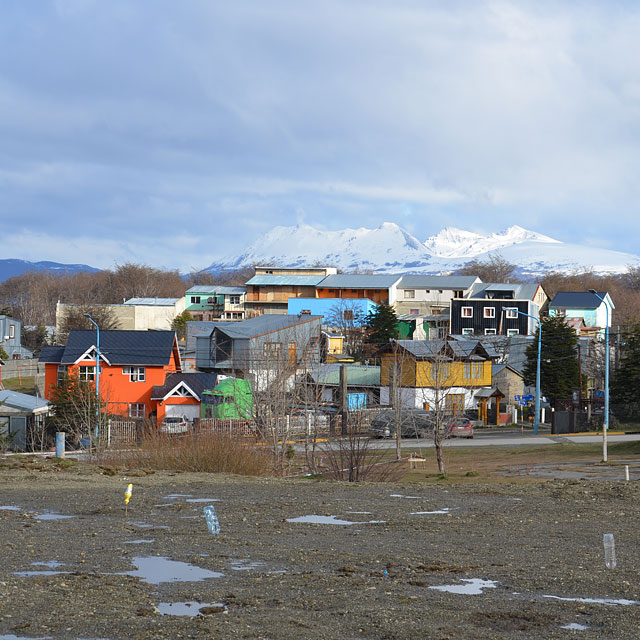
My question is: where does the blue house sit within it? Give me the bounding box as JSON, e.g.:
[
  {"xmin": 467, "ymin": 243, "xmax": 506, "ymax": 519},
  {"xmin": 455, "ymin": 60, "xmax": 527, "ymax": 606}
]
[
  {"xmin": 549, "ymin": 291, "xmax": 614, "ymax": 338},
  {"xmin": 287, "ymin": 298, "xmax": 376, "ymax": 326},
  {"xmin": 0, "ymin": 315, "xmax": 33, "ymax": 359}
]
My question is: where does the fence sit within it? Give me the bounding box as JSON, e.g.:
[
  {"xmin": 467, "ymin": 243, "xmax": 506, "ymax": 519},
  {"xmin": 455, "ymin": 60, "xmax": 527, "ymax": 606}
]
[
  {"xmin": 195, "ymin": 418, "xmax": 257, "ymax": 438},
  {"xmin": 108, "ymin": 419, "xmax": 139, "ymax": 447}
]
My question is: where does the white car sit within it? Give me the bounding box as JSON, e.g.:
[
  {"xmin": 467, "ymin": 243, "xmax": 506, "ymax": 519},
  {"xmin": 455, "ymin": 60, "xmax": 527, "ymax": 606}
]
[{"xmin": 159, "ymin": 416, "xmax": 190, "ymax": 434}]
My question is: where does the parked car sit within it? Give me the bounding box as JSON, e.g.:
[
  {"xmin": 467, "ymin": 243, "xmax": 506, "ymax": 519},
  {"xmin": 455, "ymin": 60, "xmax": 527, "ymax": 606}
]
[
  {"xmin": 445, "ymin": 416, "xmax": 474, "ymax": 439},
  {"xmin": 159, "ymin": 416, "xmax": 190, "ymax": 434},
  {"xmin": 370, "ymin": 410, "xmax": 434, "ymax": 439}
]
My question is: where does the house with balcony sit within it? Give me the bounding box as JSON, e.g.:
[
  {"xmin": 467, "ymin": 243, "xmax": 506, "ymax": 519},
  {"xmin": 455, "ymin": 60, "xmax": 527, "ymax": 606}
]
[
  {"xmin": 195, "ymin": 314, "xmax": 323, "ymax": 391},
  {"xmin": 378, "ymin": 339, "xmax": 498, "ymax": 413},
  {"xmin": 450, "ymin": 283, "xmax": 546, "ymax": 337},
  {"xmin": 394, "ymin": 275, "xmax": 480, "ymax": 315},
  {"xmin": 315, "ymin": 274, "xmax": 402, "ymax": 306},
  {"xmin": 185, "ymin": 286, "xmax": 246, "ymax": 321},
  {"xmin": 548, "ymin": 291, "xmax": 614, "ymax": 339},
  {"xmin": 244, "ymin": 266, "xmax": 337, "ymax": 315}
]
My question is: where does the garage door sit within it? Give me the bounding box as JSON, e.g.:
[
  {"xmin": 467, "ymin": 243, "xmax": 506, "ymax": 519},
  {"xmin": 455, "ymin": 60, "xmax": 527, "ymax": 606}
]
[{"xmin": 165, "ymin": 404, "xmax": 200, "ymax": 421}]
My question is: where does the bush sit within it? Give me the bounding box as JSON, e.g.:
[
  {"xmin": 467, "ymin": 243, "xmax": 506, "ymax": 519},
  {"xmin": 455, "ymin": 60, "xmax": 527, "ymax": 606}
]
[{"xmin": 99, "ymin": 432, "xmax": 270, "ymax": 476}]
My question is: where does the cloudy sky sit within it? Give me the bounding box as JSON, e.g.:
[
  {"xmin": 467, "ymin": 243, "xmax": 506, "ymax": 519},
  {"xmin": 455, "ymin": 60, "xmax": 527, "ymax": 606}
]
[{"xmin": 2, "ymin": 1, "xmax": 640, "ymax": 271}]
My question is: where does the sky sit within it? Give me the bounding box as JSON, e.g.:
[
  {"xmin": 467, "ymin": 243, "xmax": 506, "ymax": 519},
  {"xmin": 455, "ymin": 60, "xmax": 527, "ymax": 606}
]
[{"xmin": 2, "ymin": 0, "xmax": 640, "ymax": 272}]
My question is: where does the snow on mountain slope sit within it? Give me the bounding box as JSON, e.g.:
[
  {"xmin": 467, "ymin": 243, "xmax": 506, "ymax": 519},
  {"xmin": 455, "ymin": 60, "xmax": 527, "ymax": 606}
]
[{"xmin": 206, "ymin": 223, "xmax": 640, "ymax": 276}]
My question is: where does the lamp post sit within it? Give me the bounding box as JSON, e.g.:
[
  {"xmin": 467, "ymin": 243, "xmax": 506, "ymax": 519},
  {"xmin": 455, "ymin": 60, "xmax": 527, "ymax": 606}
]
[
  {"xmin": 84, "ymin": 314, "xmax": 100, "ymax": 443},
  {"xmin": 588, "ymin": 290, "xmax": 609, "ymax": 463},
  {"xmin": 505, "ymin": 308, "xmax": 541, "ymax": 435}
]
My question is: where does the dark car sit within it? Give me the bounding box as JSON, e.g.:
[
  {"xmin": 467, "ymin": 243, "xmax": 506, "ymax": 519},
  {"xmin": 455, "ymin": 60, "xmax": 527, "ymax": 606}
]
[{"xmin": 370, "ymin": 410, "xmax": 435, "ymax": 438}]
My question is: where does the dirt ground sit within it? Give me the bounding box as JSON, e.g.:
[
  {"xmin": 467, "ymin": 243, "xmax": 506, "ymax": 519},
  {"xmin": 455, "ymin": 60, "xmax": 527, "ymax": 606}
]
[{"xmin": 0, "ymin": 457, "xmax": 639, "ymax": 639}]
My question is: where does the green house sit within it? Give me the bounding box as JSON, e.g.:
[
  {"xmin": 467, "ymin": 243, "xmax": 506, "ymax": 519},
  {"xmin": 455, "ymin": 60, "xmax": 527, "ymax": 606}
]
[{"xmin": 201, "ymin": 378, "xmax": 253, "ymax": 420}]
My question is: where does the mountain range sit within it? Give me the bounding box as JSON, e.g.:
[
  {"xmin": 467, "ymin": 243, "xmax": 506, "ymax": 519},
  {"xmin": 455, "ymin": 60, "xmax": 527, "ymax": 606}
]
[
  {"xmin": 0, "ymin": 259, "xmax": 99, "ymax": 284},
  {"xmin": 205, "ymin": 223, "xmax": 640, "ymax": 277}
]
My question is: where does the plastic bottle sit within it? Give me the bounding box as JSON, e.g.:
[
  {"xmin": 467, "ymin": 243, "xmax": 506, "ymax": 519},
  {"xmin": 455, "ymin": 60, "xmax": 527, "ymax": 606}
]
[
  {"xmin": 204, "ymin": 505, "xmax": 220, "ymax": 536},
  {"xmin": 603, "ymin": 533, "xmax": 616, "ymax": 569}
]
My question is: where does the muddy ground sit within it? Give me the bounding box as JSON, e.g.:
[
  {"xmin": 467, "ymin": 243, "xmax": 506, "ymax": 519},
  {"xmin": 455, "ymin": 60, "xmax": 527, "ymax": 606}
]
[{"xmin": 0, "ymin": 457, "xmax": 639, "ymax": 639}]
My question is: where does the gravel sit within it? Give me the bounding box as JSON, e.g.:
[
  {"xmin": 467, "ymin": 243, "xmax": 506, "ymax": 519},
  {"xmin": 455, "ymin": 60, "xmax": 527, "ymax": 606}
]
[{"xmin": 0, "ymin": 457, "xmax": 639, "ymax": 639}]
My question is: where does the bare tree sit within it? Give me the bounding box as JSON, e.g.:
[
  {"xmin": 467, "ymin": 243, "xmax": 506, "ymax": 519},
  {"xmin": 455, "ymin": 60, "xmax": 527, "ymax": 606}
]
[
  {"xmin": 456, "ymin": 252, "xmax": 520, "ymax": 283},
  {"xmin": 324, "ymin": 300, "xmax": 368, "ymax": 359}
]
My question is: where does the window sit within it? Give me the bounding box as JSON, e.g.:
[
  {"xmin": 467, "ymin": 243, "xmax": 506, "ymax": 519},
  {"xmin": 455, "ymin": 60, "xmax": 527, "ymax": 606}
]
[
  {"xmin": 507, "ymin": 329, "xmax": 519, "ymax": 336},
  {"xmin": 484, "ymin": 328, "xmax": 496, "ymax": 335},
  {"xmin": 484, "ymin": 307, "xmax": 495, "ymax": 318},
  {"xmin": 454, "ymin": 290, "xmax": 463, "ymax": 298},
  {"xmin": 9, "ymin": 325, "xmax": 15, "ymax": 339},
  {"xmin": 505, "ymin": 308, "xmax": 518, "ymax": 319},
  {"xmin": 263, "ymin": 342, "xmax": 282, "ymax": 358},
  {"xmin": 462, "ymin": 328, "xmax": 474, "ymax": 335},
  {"xmin": 79, "ymin": 366, "xmax": 96, "ymax": 382},
  {"xmin": 404, "ymin": 290, "xmax": 415, "ymax": 299},
  {"xmin": 409, "ymin": 309, "xmax": 419, "ymax": 315},
  {"xmin": 129, "ymin": 403, "xmax": 145, "ymax": 419},
  {"xmin": 425, "ymin": 290, "xmax": 430, "ymax": 294},
  {"xmin": 57, "ymin": 365, "xmax": 67, "ymax": 386},
  {"xmin": 445, "ymin": 394, "xmax": 465, "ymax": 412},
  {"xmin": 229, "ymin": 295, "xmax": 241, "ymax": 305},
  {"xmin": 464, "ymin": 362, "xmax": 483, "ymax": 378},
  {"xmin": 190, "ymin": 296, "xmax": 201, "ymax": 304},
  {"xmin": 461, "ymin": 307, "xmax": 473, "ymax": 318},
  {"xmin": 343, "ymin": 310, "xmax": 354, "ymax": 321},
  {"xmin": 123, "ymin": 366, "xmax": 146, "ymax": 382}
]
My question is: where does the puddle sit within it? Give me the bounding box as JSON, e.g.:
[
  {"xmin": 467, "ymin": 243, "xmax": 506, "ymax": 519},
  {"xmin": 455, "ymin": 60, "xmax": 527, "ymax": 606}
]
[
  {"xmin": 347, "ymin": 511, "xmax": 372, "ymax": 514},
  {"xmin": 389, "ymin": 494, "xmax": 421, "ymax": 499},
  {"xmin": 128, "ymin": 522, "xmax": 169, "ymax": 529},
  {"xmin": 155, "ymin": 503, "xmax": 175, "ymax": 507},
  {"xmin": 286, "ymin": 515, "xmax": 384, "ymax": 525},
  {"xmin": 0, "ymin": 635, "xmax": 53, "ymax": 639},
  {"xmin": 543, "ymin": 594, "xmax": 639, "ymax": 606},
  {"xmin": 429, "ymin": 579, "xmax": 498, "ymax": 595},
  {"xmin": 33, "ymin": 513, "xmax": 74, "ymax": 520},
  {"xmin": 13, "ymin": 570, "xmax": 71, "ymax": 577},
  {"xmin": 410, "ymin": 508, "xmax": 451, "ymax": 515},
  {"xmin": 156, "ymin": 601, "xmax": 227, "ymax": 616},
  {"xmin": 230, "ymin": 559, "xmax": 266, "ymax": 571},
  {"xmin": 127, "ymin": 556, "xmax": 224, "ymax": 584},
  {"xmin": 186, "ymin": 498, "xmax": 220, "ymax": 503},
  {"xmin": 561, "ymin": 623, "xmax": 590, "ymax": 630},
  {"xmin": 124, "ymin": 539, "xmax": 154, "ymax": 545},
  {"xmin": 33, "ymin": 561, "xmax": 66, "ymax": 569},
  {"xmin": 0, "ymin": 506, "xmax": 21, "ymax": 511},
  {"xmin": 163, "ymin": 494, "xmax": 193, "ymax": 499}
]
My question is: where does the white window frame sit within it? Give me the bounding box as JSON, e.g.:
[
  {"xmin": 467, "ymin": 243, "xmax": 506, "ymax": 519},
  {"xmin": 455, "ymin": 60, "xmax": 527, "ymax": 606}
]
[
  {"xmin": 404, "ymin": 290, "xmax": 415, "ymax": 299},
  {"xmin": 123, "ymin": 366, "xmax": 146, "ymax": 382},
  {"xmin": 129, "ymin": 403, "xmax": 146, "ymax": 419},
  {"xmin": 57, "ymin": 365, "xmax": 67, "ymax": 386},
  {"xmin": 79, "ymin": 365, "xmax": 96, "ymax": 382},
  {"xmin": 484, "ymin": 328, "xmax": 497, "ymax": 335},
  {"xmin": 229, "ymin": 295, "xmax": 241, "ymax": 305},
  {"xmin": 484, "ymin": 307, "xmax": 495, "ymax": 318},
  {"xmin": 507, "ymin": 328, "xmax": 519, "ymax": 336},
  {"xmin": 461, "ymin": 328, "xmax": 474, "ymax": 335},
  {"xmin": 461, "ymin": 307, "xmax": 473, "ymax": 318},
  {"xmin": 190, "ymin": 296, "xmax": 201, "ymax": 304},
  {"xmin": 9, "ymin": 325, "xmax": 15, "ymax": 339},
  {"xmin": 505, "ymin": 308, "xmax": 518, "ymax": 319}
]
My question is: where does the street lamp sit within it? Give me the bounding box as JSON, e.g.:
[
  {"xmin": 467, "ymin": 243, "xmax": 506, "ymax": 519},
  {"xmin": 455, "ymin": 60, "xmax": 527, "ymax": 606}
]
[
  {"xmin": 588, "ymin": 290, "xmax": 610, "ymax": 463},
  {"xmin": 505, "ymin": 308, "xmax": 542, "ymax": 435},
  {"xmin": 84, "ymin": 314, "xmax": 100, "ymax": 444}
]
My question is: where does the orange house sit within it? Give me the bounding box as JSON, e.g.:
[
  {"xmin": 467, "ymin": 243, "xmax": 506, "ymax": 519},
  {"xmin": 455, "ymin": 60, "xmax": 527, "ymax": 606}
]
[{"xmin": 39, "ymin": 330, "xmax": 212, "ymax": 421}]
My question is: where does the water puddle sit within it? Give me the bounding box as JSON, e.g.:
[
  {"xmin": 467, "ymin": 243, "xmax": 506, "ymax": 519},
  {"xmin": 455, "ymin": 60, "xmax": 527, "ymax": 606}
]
[
  {"xmin": 13, "ymin": 570, "xmax": 71, "ymax": 577},
  {"xmin": 429, "ymin": 579, "xmax": 498, "ymax": 595},
  {"xmin": 0, "ymin": 635, "xmax": 53, "ymax": 639},
  {"xmin": 33, "ymin": 561, "xmax": 66, "ymax": 569},
  {"xmin": 124, "ymin": 539, "xmax": 154, "ymax": 545},
  {"xmin": 0, "ymin": 506, "xmax": 21, "ymax": 511},
  {"xmin": 156, "ymin": 601, "xmax": 227, "ymax": 616},
  {"xmin": 127, "ymin": 556, "xmax": 224, "ymax": 584},
  {"xmin": 186, "ymin": 498, "xmax": 220, "ymax": 503},
  {"xmin": 33, "ymin": 513, "xmax": 74, "ymax": 520},
  {"xmin": 286, "ymin": 515, "xmax": 384, "ymax": 525},
  {"xmin": 163, "ymin": 494, "xmax": 193, "ymax": 499},
  {"xmin": 347, "ymin": 511, "xmax": 372, "ymax": 514},
  {"xmin": 543, "ymin": 594, "xmax": 639, "ymax": 606},
  {"xmin": 389, "ymin": 494, "xmax": 421, "ymax": 499},
  {"xmin": 561, "ymin": 623, "xmax": 590, "ymax": 630},
  {"xmin": 410, "ymin": 508, "xmax": 451, "ymax": 515},
  {"xmin": 230, "ymin": 559, "xmax": 266, "ymax": 571},
  {"xmin": 128, "ymin": 522, "xmax": 169, "ymax": 529}
]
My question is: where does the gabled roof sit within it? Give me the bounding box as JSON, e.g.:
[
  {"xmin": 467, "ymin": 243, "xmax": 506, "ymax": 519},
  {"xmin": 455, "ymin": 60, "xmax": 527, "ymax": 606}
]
[
  {"xmin": 549, "ymin": 291, "xmax": 614, "ymax": 309},
  {"xmin": 39, "ymin": 330, "xmax": 178, "ymax": 367},
  {"xmin": 246, "ymin": 275, "xmax": 325, "ymax": 286},
  {"xmin": 212, "ymin": 314, "xmax": 322, "ymax": 340},
  {"xmin": 468, "ymin": 283, "xmax": 540, "ymax": 301},
  {"xmin": 492, "ymin": 363, "xmax": 524, "ymax": 378},
  {"xmin": 0, "ymin": 390, "xmax": 50, "ymax": 415},
  {"xmin": 151, "ymin": 373, "xmax": 217, "ymax": 401},
  {"xmin": 307, "ymin": 364, "xmax": 380, "ymax": 386},
  {"xmin": 318, "ymin": 274, "xmax": 402, "ymax": 289},
  {"xmin": 383, "ymin": 339, "xmax": 497, "ymax": 361},
  {"xmin": 397, "ymin": 275, "xmax": 479, "ymax": 289}
]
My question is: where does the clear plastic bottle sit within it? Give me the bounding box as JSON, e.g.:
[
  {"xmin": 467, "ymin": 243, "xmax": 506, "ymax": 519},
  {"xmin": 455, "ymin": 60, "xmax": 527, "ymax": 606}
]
[
  {"xmin": 603, "ymin": 533, "xmax": 616, "ymax": 569},
  {"xmin": 204, "ymin": 505, "xmax": 220, "ymax": 536}
]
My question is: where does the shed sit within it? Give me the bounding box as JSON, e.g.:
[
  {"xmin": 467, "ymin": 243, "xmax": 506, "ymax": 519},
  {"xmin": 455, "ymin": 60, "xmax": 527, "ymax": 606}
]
[{"xmin": 0, "ymin": 390, "xmax": 51, "ymax": 451}]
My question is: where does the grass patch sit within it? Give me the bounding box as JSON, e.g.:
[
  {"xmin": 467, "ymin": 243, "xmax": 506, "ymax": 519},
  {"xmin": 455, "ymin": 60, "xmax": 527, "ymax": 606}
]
[
  {"xmin": 99, "ymin": 432, "xmax": 271, "ymax": 476},
  {"xmin": 1, "ymin": 376, "xmax": 36, "ymax": 395}
]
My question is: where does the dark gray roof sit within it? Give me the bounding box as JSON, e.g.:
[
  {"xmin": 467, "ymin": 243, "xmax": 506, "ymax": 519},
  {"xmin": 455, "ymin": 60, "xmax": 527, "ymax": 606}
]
[
  {"xmin": 307, "ymin": 364, "xmax": 380, "ymax": 386},
  {"xmin": 185, "ymin": 321, "xmax": 221, "ymax": 356},
  {"xmin": 450, "ymin": 334, "xmax": 534, "ymax": 373},
  {"xmin": 397, "ymin": 275, "xmax": 479, "ymax": 289},
  {"xmin": 213, "ymin": 314, "xmax": 322, "ymax": 340},
  {"xmin": 390, "ymin": 339, "xmax": 497, "ymax": 360},
  {"xmin": 40, "ymin": 330, "xmax": 177, "ymax": 366},
  {"xmin": 318, "ymin": 274, "xmax": 402, "ymax": 289},
  {"xmin": 151, "ymin": 373, "xmax": 217, "ymax": 400},
  {"xmin": 549, "ymin": 291, "xmax": 612, "ymax": 309},
  {"xmin": 468, "ymin": 283, "xmax": 540, "ymax": 300}
]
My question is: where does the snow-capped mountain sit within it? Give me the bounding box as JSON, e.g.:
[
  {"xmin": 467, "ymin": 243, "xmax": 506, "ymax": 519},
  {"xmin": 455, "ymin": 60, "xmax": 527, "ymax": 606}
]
[{"xmin": 206, "ymin": 223, "xmax": 639, "ymax": 276}]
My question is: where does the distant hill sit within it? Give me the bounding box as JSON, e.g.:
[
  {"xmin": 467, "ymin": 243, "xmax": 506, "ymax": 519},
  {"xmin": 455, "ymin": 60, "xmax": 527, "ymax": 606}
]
[
  {"xmin": 0, "ymin": 259, "xmax": 99, "ymax": 283},
  {"xmin": 204, "ymin": 223, "xmax": 640, "ymax": 277}
]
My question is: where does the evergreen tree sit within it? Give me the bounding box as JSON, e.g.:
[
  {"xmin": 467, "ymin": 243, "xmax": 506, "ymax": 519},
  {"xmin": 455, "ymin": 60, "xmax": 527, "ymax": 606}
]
[
  {"xmin": 523, "ymin": 316, "xmax": 580, "ymax": 404},
  {"xmin": 366, "ymin": 304, "xmax": 399, "ymax": 344},
  {"xmin": 171, "ymin": 310, "xmax": 194, "ymax": 341},
  {"xmin": 611, "ymin": 324, "xmax": 640, "ymax": 422}
]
